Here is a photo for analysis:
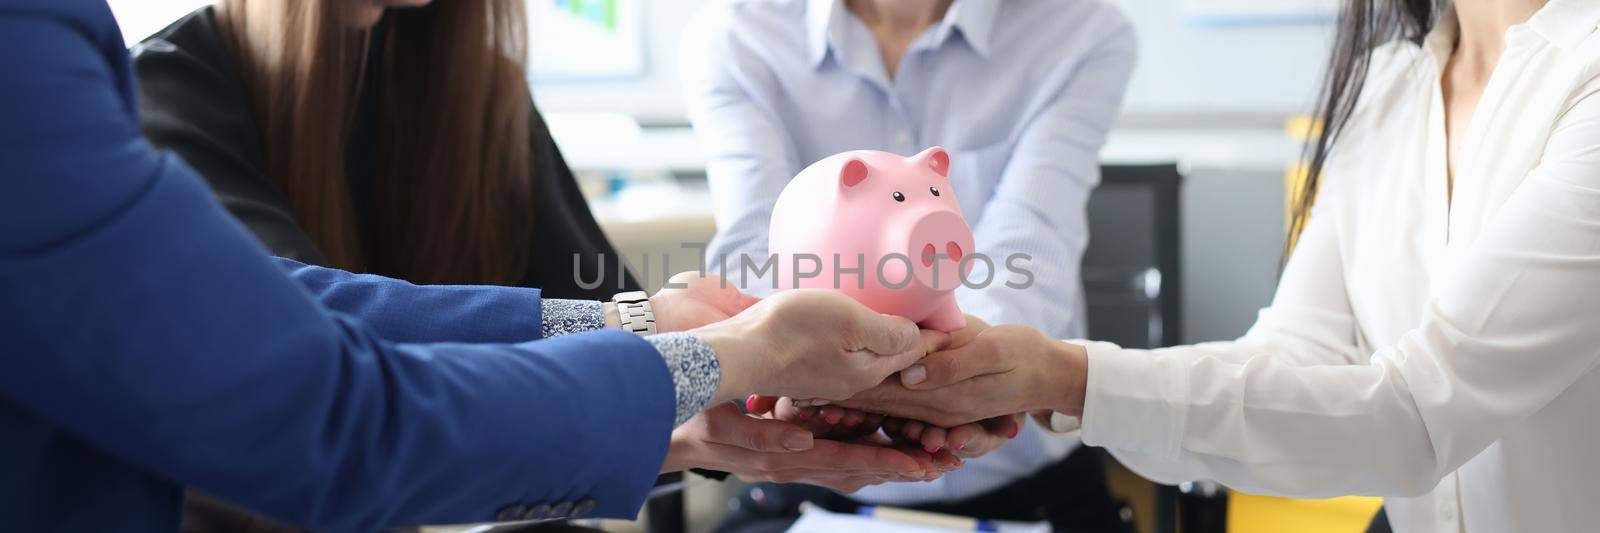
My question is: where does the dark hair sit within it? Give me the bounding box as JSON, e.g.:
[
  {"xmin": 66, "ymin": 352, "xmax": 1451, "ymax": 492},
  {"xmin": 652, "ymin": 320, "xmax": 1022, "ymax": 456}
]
[
  {"xmin": 1287, "ymin": 0, "xmax": 1441, "ymax": 257},
  {"xmin": 219, "ymin": 0, "xmax": 534, "ymax": 285}
]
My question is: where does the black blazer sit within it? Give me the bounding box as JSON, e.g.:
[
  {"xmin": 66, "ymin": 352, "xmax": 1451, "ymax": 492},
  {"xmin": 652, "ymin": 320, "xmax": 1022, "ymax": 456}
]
[{"xmin": 131, "ymin": 8, "xmax": 640, "ymax": 300}]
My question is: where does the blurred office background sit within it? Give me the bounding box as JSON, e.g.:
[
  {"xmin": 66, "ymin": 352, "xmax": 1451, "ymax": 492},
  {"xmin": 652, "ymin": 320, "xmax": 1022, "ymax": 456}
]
[
  {"xmin": 109, "ymin": 0, "xmax": 1331, "ymax": 346},
  {"xmin": 109, "ymin": 1, "xmax": 1365, "ymax": 531}
]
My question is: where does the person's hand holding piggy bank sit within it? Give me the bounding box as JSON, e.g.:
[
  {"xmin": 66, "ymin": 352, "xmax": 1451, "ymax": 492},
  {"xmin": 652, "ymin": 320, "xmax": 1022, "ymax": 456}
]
[
  {"xmin": 754, "ymin": 147, "xmax": 1024, "ymax": 467},
  {"xmin": 769, "ymin": 146, "xmax": 974, "ymax": 332}
]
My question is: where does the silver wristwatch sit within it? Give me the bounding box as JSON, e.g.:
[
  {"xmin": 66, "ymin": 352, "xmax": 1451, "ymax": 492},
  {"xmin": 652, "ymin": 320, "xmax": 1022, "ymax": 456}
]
[{"xmin": 612, "ymin": 291, "xmax": 656, "ymax": 336}]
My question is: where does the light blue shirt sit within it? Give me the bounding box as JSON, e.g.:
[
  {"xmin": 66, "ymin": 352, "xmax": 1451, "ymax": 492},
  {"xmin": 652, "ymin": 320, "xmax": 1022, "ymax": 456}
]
[{"xmin": 682, "ymin": 0, "xmax": 1137, "ymax": 503}]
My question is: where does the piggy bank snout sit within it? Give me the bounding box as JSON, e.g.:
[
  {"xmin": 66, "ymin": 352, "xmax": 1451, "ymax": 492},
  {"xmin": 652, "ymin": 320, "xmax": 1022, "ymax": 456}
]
[{"xmin": 905, "ymin": 210, "xmax": 974, "ymax": 291}]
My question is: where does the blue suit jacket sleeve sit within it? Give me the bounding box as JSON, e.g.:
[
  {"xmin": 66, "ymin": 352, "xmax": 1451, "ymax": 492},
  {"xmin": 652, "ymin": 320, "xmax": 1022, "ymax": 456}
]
[
  {"xmin": 278, "ymin": 258, "xmax": 549, "ymax": 344},
  {"xmin": 0, "ymin": 2, "xmax": 674, "ymax": 530}
]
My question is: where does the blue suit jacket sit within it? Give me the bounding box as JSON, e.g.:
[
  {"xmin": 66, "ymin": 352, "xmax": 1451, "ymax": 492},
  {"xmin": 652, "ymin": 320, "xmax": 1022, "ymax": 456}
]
[{"xmin": 0, "ymin": 1, "xmax": 676, "ymax": 531}]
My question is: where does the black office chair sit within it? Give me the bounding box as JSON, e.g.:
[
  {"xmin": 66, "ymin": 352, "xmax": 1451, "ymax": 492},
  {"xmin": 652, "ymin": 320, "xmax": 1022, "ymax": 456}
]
[{"xmin": 1082, "ymin": 164, "xmax": 1184, "ymax": 350}]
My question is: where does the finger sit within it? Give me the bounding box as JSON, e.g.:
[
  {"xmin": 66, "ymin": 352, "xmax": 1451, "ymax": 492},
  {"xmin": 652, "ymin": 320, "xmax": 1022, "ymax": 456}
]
[
  {"xmin": 919, "ymin": 328, "xmax": 954, "ymax": 355},
  {"xmin": 790, "ymin": 440, "xmax": 928, "ymax": 476},
  {"xmin": 850, "ymin": 308, "xmax": 923, "ymax": 357},
  {"xmin": 835, "ymin": 381, "xmax": 912, "ymax": 414},
  {"xmin": 820, "ymin": 405, "xmax": 844, "ymax": 424},
  {"xmin": 773, "ymin": 399, "xmax": 834, "ymax": 435},
  {"xmin": 745, "ymin": 395, "xmax": 779, "ymax": 415},
  {"xmin": 751, "ymin": 468, "xmax": 889, "ymax": 485},
  {"xmin": 840, "ymin": 409, "xmax": 866, "ymax": 427},
  {"xmin": 986, "ymin": 413, "xmax": 1023, "ymax": 440},
  {"xmin": 888, "ymin": 443, "xmax": 944, "ymax": 480},
  {"xmin": 713, "ymin": 441, "xmax": 923, "ymax": 479},
  {"xmin": 946, "ymin": 315, "xmax": 991, "ymax": 349},
  {"xmin": 931, "ymin": 448, "xmax": 965, "ymax": 471},
  {"xmin": 730, "ymin": 470, "xmax": 882, "ymax": 490},
  {"xmin": 899, "ymin": 341, "xmax": 1010, "ymax": 390},
  {"xmin": 944, "ymin": 423, "xmax": 986, "ymax": 454},
  {"xmin": 798, "ymin": 475, "xmax": 884, "ymax": 493},
  {"xmin": 702, "ymin": 407, "xmax": 814, "ymax": 452},
  {"xmin": 835, "ymin": 383, "xmax": 957, "ymax": 425},
  {"xmin": 919, "ymin": 426, "xmax": 947, "ymax": 453},
  {"xmin": 904, "ymin": 420, "xmax": 925, "ymax": 440},
  {"xmin": 828, "ymin": 478, "xmax": 884, "ymax": 493},
  {"xmin": 771, "ymin": 397, "xmax": 802, "ymax": 420},
  {"xmin": 828, "ymin": 413, "xmax": 884, "ymax": 441},
  {"xmin": 948, "ymin": 415, "xmax": 1022, "ymax": 458},
  {"xmin": 864, "ymin": 341, "xmax": 935, "ymax": 385}
]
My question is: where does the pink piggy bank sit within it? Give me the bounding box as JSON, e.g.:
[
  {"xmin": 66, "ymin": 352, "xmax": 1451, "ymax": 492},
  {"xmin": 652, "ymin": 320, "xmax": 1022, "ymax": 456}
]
[{"xmin": 769, "ymin": 146, "xmax": 974, "ymax": 332}]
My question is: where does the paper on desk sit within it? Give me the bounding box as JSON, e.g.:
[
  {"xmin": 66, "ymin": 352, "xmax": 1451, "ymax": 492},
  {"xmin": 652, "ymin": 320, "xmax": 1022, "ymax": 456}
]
[{"xmin": 786, "ymin": 506, "xmax": 1051, "ymax": 533}]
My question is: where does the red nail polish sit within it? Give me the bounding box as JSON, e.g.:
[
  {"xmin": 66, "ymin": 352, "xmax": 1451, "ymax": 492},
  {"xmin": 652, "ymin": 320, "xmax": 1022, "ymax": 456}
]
[{"xmin": 744, "ymin": 395, "xmax": 759, "ymax": 412}]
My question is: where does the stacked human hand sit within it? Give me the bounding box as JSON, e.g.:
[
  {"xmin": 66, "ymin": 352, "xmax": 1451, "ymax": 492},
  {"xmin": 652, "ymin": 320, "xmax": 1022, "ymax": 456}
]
[
  {"xmin": 754, "ymin": 316, "xmax": 1030, "ymax": 460},
  {"xmin": 647, "ymin": 274, "xmax": 1092, "ymax": 488},
  {"xmin": 752, "ymin": 395, "xmax": 1024, "ymax": 459},
  {"xmin": 835, "ymin": 315, "xmax": 1092, "ymax": 428},
  {"xmin": 646, "ymin": 272, "xmax": 960, "ymax": 489},
  {"xmin": 646, "ymin": 272, "xmax": 944, "ymax": 405}
]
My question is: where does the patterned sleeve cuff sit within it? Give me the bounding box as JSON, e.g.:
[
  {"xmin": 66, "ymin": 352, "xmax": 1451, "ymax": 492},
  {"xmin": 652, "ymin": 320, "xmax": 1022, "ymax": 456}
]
[
  {"xmin": 644, "ymin": 332, "xmax": 721, "ymax": 427},
  {"xmin": 540, "ymin": 299, "xmax": 605, "ymax": 338}
]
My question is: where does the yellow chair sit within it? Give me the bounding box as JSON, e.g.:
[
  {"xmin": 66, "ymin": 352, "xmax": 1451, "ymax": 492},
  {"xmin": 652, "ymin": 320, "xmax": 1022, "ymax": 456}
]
[
  {"xmin": 1228, "ymin": 493, "xmax": 1383, "ymax": 533},
  {"xmin": 1283, "ymin": 115, "xmax": 1321, "ymax": 254}
]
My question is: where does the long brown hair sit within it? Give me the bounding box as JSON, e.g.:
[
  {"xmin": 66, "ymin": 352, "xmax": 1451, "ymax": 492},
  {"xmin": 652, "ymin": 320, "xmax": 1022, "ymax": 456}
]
[
  {"xmin": 1288, "ymin": 0, "xmax": 1440, "ymax": 258},
  {"xmin": 217, "ymin": 0, "xmax": 533, "ymax": 284}
]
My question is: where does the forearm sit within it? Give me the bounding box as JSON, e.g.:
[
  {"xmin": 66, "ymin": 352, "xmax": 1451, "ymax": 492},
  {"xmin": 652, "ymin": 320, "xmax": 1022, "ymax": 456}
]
[
  {"xmin": 1079, "ymin": 343, "xmax": 1445, "ymax": 497},
  {"xmin": 282, "ymin": 261, "xmax": 642, "ymax": 345},
  {"xmin": 0, "ymin": 13, "xmax": 702, "ymax": 527},
  {"xmin": 281, "ymin": 258, "xmax": 544, "ymax": 344},
  {"xmin": 1, "ymin": 165, "xmax": 678, "ymax": 527},
  {"xmin": 539, "ymin": 297, "xmax": 721, "ymax": 426}
]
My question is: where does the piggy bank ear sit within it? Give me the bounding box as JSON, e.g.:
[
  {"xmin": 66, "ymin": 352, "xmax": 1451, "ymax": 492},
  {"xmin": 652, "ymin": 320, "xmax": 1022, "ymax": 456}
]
[
  {"xmin": 915, "ymin": 146, "xmax": 950, "ymax": 177},
  {"xmin": 839, "ymin": 158, "xmax": 870, "ymax": 188}
]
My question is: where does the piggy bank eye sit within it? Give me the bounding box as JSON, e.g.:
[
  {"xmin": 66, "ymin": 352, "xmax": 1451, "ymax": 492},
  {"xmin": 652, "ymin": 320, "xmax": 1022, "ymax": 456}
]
[
  {"xmin": 892, "ymin": 191, "xmax": 906, "ymax": 202},
  {"xmin": 930, "ymin": 186, "xmax": 941, "ymax": 197}
]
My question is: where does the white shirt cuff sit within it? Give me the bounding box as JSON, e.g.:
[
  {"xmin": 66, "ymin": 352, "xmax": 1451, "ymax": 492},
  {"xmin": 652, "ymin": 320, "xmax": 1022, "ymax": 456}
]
[{"xmin": 1077, "ymin": 340, "xmax": 1189, "ymax": 458}]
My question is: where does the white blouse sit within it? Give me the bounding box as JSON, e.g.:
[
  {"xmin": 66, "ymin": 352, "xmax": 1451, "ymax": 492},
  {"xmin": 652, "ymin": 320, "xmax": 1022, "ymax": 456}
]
[{"xmin": 1068, "ymin": 2, "xmax": 1600, "ymax": 532}]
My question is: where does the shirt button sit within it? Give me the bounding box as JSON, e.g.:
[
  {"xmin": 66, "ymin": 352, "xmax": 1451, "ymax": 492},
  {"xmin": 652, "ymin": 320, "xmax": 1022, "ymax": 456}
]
[
  {"xmin": 1439, "ymin": 502, "xmax": 1457, "ymax": 521},
  {"xmin": 896, "ymin": 131, "xmax": 911, "ymax": 144},
  {"xmin": 572, "ymin": 499, "xmax": 597, "ymax": 518},
  {"xmin": 495, "ymin": 504, "xmax": 528, "ymax": 521},
  {"xmin": 549, "ymin": 501, "xmax": 574, "ymax": 518},
  {"xmin": 523, "ymin": 503, "xmax": 551, "ymax": 520}
]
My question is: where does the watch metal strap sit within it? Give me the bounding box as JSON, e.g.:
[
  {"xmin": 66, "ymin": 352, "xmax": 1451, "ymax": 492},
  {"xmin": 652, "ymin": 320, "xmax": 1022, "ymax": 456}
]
[{"xmin": 613, "ymin": 291, "xmax": 656, "ymax": 336}]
